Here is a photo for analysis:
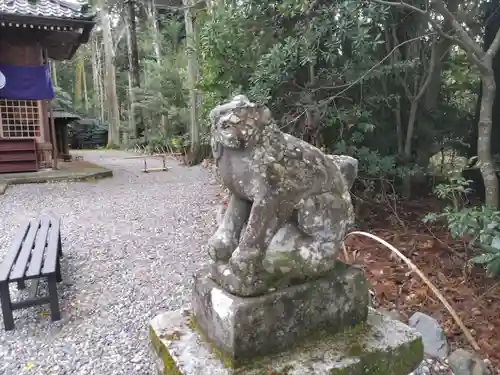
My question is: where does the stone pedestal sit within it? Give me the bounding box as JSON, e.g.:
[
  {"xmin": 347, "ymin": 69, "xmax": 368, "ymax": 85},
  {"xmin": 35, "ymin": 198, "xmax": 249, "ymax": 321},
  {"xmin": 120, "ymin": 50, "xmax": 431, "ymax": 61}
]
[
  {"xmin": 150, "ymin": 263, "xmax": 423, "ymax": 374},
  {"xmin": 192, "ymin": 263, "xmax": 369, "ymax": 362}
]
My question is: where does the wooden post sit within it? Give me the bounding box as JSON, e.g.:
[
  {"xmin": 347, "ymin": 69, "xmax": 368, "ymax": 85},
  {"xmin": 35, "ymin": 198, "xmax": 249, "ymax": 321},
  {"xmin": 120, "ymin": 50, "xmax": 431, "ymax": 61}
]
[
  {"xmin": 48, "ymin": 101, "xmax": 59, "ymax": 170},
  {"xmin": 62, "ymin": 123, "xmax": 70, "ymax": 158},
  {"xmin": 45, "ymin": 51, "xmax": 59, "ymax": 170}
]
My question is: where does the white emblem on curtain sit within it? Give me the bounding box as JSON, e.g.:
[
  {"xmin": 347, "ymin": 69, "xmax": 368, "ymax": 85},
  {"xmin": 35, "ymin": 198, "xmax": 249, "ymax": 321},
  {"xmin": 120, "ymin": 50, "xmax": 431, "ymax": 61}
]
[{"xmin": 0, "ymin": 70, "xmax": 5, "ymax": 89}]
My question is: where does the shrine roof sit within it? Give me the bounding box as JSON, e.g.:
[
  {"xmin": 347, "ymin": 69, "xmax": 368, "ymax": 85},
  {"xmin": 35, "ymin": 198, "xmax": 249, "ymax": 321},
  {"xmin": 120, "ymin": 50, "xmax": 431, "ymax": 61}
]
[{"xmin": 0, "ymin": 0, "xmax": 95, "ymax": 21}]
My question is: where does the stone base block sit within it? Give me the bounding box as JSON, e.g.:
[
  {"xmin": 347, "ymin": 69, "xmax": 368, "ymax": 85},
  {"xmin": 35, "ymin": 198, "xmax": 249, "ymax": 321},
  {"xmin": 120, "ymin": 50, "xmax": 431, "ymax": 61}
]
[
  {"xmin": 192, "ymin": 263, "xmax": 369, "ymax": 361},
  {"xmin": 149, "ymin": 308, "xmax": 423, "ymax": 375}
]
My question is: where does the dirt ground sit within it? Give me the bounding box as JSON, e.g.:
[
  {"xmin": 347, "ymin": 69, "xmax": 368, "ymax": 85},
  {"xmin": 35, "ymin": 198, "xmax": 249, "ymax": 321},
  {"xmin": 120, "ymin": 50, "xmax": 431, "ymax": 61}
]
[{"xmin": 343, "ymin": 197, "xmax": 500, "ymax": 370}]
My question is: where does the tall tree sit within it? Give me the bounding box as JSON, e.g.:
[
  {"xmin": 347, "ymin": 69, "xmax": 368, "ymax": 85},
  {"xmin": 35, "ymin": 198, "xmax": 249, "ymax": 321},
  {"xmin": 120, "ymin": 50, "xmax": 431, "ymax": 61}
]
[
  {"xmin": 148, "ymin": 0, "xmax": 167, "ymax": 135},
  {"xmin": 374, "ymin": 0, "xmax": 500, "ymax": 208},
  {"xmin": 91, "ymin": 37, "xmax": 103, "ymax": 120},
  {"xmin": 100, "ymin": 0, "xmax": 121, "ymax": 146},
  {"xmin": 127, "ymin": 0, "xmax": 143, "ymax": 139},
  {"xmin": 183, "ymin": 0, "xmax": 201, "ymax": 163},
  {"xmin": 483, "ymin": 0, "xmax": 500, "ymax": 157}
]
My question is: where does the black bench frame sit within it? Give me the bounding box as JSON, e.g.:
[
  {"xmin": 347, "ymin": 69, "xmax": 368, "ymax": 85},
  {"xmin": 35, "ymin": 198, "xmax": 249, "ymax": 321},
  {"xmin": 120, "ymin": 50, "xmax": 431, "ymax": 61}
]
[{"xmin": 0, "ymin": 217, "xmax": 63, "ymax": 331}]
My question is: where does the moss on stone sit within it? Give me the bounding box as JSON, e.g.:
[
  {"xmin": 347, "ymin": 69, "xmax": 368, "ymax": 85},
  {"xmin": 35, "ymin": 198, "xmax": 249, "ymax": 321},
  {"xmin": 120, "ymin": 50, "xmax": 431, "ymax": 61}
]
[
  {"xmin": 187, "ymin": 316, "xmax": 234, "ymax": 369},
  {"xmin": 331, "ymin": 368, "xmax": 356, "ymax": 375},
  {"xmin": 186, "ymin": 316, "xmax": 196, "ymax": 331},
  {"xmin": 192, "ymin": 311, "xmax": 371, "ymax": 372},
  {"xmin": 261, "ymin": 313, "xmax": 422, "ymax": 375},
  {"xmin": 151, "ymin": 309, "xmax": 422, "ymax": 375},
  {"xmin": 327, "ymin": 328, "xmax": 424, "ymax": 375},
  {"xmin": 164, "ymin": 332, "xmax": 181, "ymax": 340},
  {"xmin": 149, "ymin": 325, "xmax": 182, "ymax": 375},
  {"xmin": 357, "ymin": 335, "xmax": 424, "ymax": 375},
  {"xmin": 346, "ymin": 342, "xmax": 365, "ymax": 357},
  {"xmin": 267, "ymin": 364, "xmax": 295, "ymax": 374}
]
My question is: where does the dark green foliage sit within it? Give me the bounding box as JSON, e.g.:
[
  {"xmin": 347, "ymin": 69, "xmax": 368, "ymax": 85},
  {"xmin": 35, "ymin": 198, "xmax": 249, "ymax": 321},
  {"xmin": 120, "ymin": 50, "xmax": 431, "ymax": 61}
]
[
  {"xmin": 68, "ymin": 119, "xmax": 109, "ymax": 150},
  {"xmin": 424, "ymin": 177, "xmax": 500, "ymax": 276},
  {"xmin": 53, "ymin": 86, "xmax": 74, "ymax": 113},
  {"xmin": 51, "ymin": 0, "xmax": 500, "ymax": 276},
  {"xmin": 196, "ymin": 0, "xmax": 477, "ymax": 186}
]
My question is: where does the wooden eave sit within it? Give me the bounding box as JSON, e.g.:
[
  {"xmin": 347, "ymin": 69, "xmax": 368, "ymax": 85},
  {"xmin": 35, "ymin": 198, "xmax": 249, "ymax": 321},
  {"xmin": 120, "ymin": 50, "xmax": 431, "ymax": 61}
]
[
  {"xmin": 0, "ymin": 12, "xmax": 96, "ymax": 28},
  {"xmin": 0, "ymin": 12, "xmax": 96, "ymax": 60}
]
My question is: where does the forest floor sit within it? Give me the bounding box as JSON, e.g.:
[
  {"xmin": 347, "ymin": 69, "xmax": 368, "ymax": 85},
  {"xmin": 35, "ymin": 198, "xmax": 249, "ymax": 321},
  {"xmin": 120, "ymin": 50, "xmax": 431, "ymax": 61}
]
[{"xmin": 343, "ymin": 197, "xmax": 500, "ymax": 370}]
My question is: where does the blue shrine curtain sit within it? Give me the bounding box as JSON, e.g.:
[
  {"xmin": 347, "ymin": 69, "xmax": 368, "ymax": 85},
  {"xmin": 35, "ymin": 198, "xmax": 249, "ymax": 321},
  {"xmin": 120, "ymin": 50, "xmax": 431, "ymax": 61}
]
[{"xmin": 0, "ymin": 63, "xmax": 54, "ymax": 100}]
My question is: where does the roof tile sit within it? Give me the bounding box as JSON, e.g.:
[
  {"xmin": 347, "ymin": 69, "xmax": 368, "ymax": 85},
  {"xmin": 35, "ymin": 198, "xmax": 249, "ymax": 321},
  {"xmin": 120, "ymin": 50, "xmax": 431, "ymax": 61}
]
[{"xmin": 0, "ymin": 0, "xmax": 93, "ymax": 20}]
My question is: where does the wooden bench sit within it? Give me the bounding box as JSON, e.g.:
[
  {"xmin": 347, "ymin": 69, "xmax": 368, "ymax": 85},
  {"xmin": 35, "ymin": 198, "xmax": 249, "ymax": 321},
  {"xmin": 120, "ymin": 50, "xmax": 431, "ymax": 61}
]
[
  {"xmin": 0, "ymin": 217, "xmax": 63, "ymax": 331},
  {"xmin": 124, "ymin": 154, "xmax": 168, "ymax": 173}
]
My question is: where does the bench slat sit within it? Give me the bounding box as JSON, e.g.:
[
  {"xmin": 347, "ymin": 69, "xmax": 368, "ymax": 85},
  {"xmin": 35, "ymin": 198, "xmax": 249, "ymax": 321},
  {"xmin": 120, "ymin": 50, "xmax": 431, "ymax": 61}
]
[
  {"xmin": 41, "ymin": 219, "xmax": 61, "ymax": 276},
  {"xmin": 0, "ymin": 222, "xmax": 30, "ymax": 282},
  {"xmin": 25, "ymin": 218, "xmax": 51, "ymax": 278},
  {"xmin": 9, "ymin": 220, "xmax": 41, "ymax": 281}
]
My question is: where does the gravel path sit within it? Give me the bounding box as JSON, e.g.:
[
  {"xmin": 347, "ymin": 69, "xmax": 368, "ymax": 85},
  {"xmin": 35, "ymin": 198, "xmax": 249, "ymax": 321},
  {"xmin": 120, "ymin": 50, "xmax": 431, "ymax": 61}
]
[
  {"xmin": 0, "ymin": 150, "xmax": 490, "ymax": 375},
  {"xmin": 0, "ymin": 150, "xmax": 218, "ymax": 375}
]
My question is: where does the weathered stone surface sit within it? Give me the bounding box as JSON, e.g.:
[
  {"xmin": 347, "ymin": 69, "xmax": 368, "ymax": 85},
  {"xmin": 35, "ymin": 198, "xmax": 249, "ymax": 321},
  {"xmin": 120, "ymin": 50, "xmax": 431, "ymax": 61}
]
[
  {"xmin": 192, "ymin": 263, "xmax": 369, "ymax": 362},
  {"xmin": 149, "ymin": 307, "xmax": 423, "ymax": 375},
  {"xmin": 378, "ymin": 308, "xmax": 403, "ymax": 322},
  {"xmin": 448, "ymin": 349, "xmax": 491, "ymax": 375},
  {"xmin": 208, "ymin": 95, "xmax": 358, "ymax": 296},
  {"xmin": 408, "ymin": 312, "xmax": 449, "ymax": 359}
]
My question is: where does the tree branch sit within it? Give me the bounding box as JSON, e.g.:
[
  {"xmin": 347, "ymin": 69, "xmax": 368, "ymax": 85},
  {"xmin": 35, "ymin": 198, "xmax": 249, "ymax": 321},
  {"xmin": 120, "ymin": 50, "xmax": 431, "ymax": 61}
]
[
  {"xmin": 372, "ymin": 0, "xmax": 488, "ymax": 73},
  {"xmin": 321, "ymin": 33, "xmax": 435, "ymax": 107},
  {"xmin": 372, "ymin": 0, "xmax": 454, "ymax": 42},
  {"xmin": 485, "ymin": 27, "xmax": 500, "ymax": 61},
  {"xmin": 415, "ymin": 37, "xmax": 437, "ymax": 102},
  {"xmin": 155, "ymin": 0, "xmax": 206, "ymax": 10},
  {"xmin": 430, "ymin": 0, "xmax": 484, "ymax": 58},
  {"xmin": 372, "ymin": 0, "xmax": 426, "ymax": 15},
  {"xmin": 389, "ymin": 24, "xmax": 413, "ymax": 100}
]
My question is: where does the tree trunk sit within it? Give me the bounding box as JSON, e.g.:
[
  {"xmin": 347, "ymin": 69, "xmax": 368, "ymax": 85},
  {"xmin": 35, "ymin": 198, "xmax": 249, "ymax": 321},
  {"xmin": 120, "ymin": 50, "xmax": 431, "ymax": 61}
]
[
  {"xmin": 101, "ymin": 3, "xmax": 121, "ymax": 147},
  {"xmin": 149, "ymin": 0, "xmax": 162, "ymax": 59},
  {"xmin": 478, "ymin": 75, "xmax": 499, "ymax": 208},
  {"xmin": 374, "ymin": 0, "xmax": 500, "ymax": 207},
  {"xmin": 82, "ymin": 57, "xmax": 88, "ymax": 112},
  {"xmin": 96, "ymin": 44, "xmax": 105, "ymax": 122},
  {"xmin": 91, "ymin": 38, "xmax": 100, "ymax": 118},
  {"xmin": 127, "ymin": 0, "xmax": 143, "ymax": 139},
  {"xmin": 149, "ymin": 0, "xmax": 167, "ymax": 136},
  {"xmin": 401, "ymin": 40, "xmax": 437, "ymax": 198},
  {"xmin": 50, "ymin": 60, "xmax": 58, "ymax": 87},
  {"xmin": 482, "ymin": 0, "xmax": 500, "ymax": 157},
  {"xmin": 99, "ymin": 58, "xmax": 105, "ymax": 123},
  {"xmin": 74, "ymin": 54, "xmax": 84, "ymax": 107},
  {"xmin": 126, "ymin": 24, "xmax": 136, "ymax": 142},
  {"xmin": 183, "ymin": 0, "xmax": 201, "ymax": 163},
  {"xmin": 402, "ymin": 101, "xmax": 419, "ymax": 197},
  {"xmin": 383, "ymin": 26, "xmax": 404, "ymax": 155},
  {"xmin": 423, "ymin": 0, "xmax": 458, "ymax": 111}
]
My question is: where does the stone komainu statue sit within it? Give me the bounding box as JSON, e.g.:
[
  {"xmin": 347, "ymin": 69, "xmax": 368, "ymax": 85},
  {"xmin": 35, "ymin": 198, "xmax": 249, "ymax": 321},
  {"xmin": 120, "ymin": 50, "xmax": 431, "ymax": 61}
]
[{"xmin": 208, "ymin": 95, "xmax": 358, "ymax": 297}]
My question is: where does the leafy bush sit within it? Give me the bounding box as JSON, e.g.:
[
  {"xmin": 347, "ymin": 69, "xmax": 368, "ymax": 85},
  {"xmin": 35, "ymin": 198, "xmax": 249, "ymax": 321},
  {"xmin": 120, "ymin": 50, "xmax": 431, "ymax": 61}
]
[
  {"xmin": 68, "ymin": 119, "xmax": 109, "ymax": 150},
  {"xmin": 424, "ymin": 177, "xmax": 500, "ymax": 276}
]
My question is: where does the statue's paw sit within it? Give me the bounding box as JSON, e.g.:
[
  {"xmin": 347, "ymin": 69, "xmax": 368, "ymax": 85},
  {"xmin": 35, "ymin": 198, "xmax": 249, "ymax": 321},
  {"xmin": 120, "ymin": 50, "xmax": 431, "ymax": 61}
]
[
  {"xmin": 207, "ymin": 233, "xmax": 237, "ymax": 261},
  {"xmin": 208, "ymin": 245, "xmax": 233, "ymax": 262},
  {"xmin": 229, "ymin": 247, "xmax": 262, "ymax": 276}
]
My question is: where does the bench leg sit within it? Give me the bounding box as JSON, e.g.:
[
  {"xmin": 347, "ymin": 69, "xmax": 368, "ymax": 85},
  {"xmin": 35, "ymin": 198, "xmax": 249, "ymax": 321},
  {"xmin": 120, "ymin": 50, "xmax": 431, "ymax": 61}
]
[
  {"xmin": 17, "ymin": 280, "xmax": 26, "ymax": 290},
  {"xmin": 0, "ymin": 282, "xmax": 14, "ymax": 331},
  {"xmin": 57, "ymin": 234, "xmax": 63, "ymax": 283},
  {"xmin": 56, "ymin": 258, "xmax": 62, "ymax": 283},
  {"xmin": 47, "ymin": 276, "xmax": 61, "ymax": 322},
  {"xmin": 58, "ymin": 233, "xmax": 63, "ymax": 258}
]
